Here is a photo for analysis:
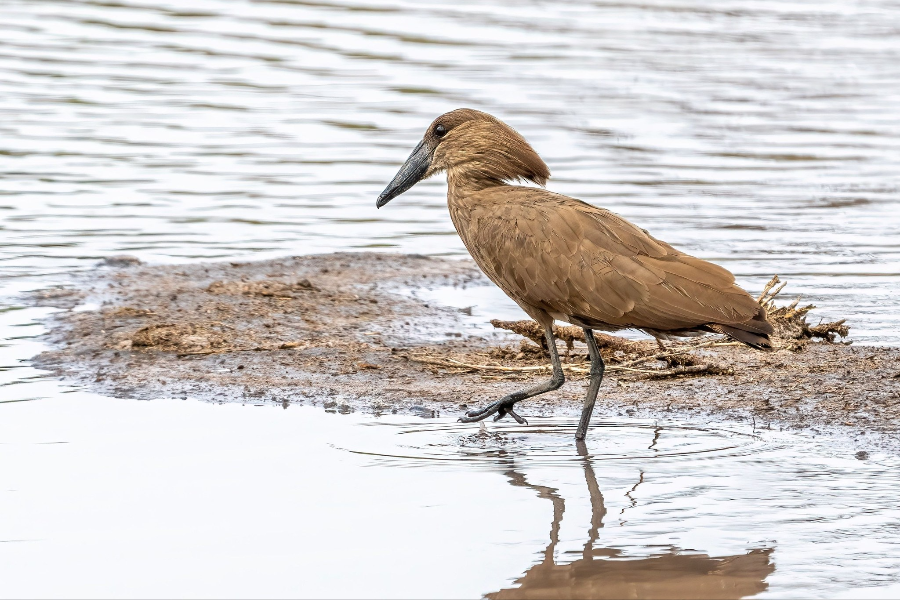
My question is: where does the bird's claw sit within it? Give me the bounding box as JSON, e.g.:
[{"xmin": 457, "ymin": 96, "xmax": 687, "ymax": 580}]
[{"xmin": 495, "ymin": 406, "xmax": 528, "ymax": 425}]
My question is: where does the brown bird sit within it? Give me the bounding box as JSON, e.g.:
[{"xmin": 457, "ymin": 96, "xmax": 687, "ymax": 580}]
[{"xmin": 377, "ymin": 109, "xmax": 773, "ymax": 440}]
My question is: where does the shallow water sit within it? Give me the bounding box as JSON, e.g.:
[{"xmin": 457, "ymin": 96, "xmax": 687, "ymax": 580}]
[
  {"xmin": 1, "ymin": 0, "xmax": 900, "ymax": 597},
  {"xmin": 3, "ymin": 378, "xmax": 900, "ymax": 598}
]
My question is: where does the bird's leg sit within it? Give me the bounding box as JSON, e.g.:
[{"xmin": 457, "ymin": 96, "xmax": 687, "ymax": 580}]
[
  {"xmin": 459, "ymin": 323, "xmax": 564, "ymax": 425},
  {"xmin": 575, "ymin": 328, "xmax": 605, "ymax": 441}
]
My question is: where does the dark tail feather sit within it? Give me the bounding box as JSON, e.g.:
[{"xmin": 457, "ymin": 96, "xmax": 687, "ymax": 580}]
[{"xmin": 707, "ymin": 323, "xmax": 773, "ymax": 350}]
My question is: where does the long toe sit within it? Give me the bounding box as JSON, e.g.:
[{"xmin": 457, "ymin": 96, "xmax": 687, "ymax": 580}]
[
  {"xmin": 458, "ymin": 411, "xmax": 492, "ymax": 423},
  {"xmin": 465, "ymin": 402, "xmax": 501, "ymax": 419},
  {"xmin": 507, "ymin": 408, "xmax": 528, "ymax": 425},
  {"xmin": 459, "ymin": 405, "xmax": 501, "ymax": 423},
  {"xmin": 492, "ymin": 404, "xmax": 528, "ymax": 425}
]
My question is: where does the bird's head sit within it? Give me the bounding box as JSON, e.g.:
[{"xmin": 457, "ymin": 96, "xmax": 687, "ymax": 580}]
[{"xmin": 376, "ymin": 109, "xmax": 550, "ymax": 208}]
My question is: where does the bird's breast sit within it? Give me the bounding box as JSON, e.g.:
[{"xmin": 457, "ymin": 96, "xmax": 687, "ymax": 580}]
[{"xmin": 447, "ymin": 199, "xmax": 518, "ymax": 296}]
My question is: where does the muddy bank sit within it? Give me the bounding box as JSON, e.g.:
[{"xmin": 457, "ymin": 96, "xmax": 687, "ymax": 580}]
[{"xmin": 29, "ymin": 252, "xmax": 900, "ymax": 452}]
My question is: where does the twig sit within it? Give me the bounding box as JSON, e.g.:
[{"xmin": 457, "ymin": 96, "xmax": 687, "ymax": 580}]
[
  {"xmin": 613, "ymin": 340, "xmax": 740, "ymax": 369},
  {"xmin": 405, "ymin": 355, "xmax": 721, "ymax": 378},
  {"xmin": 410, "ymin": 356, "xmax": 583, "ymax": 373},
  {"xmin": 175, "ymin": 346, "xmax": 270, "ymax": 357},
  {"xmin": 644, "ymin": 364, "xmax": 726, "ymax": 379},
  {"xmin": 756, "ymin": 275, "xmax": 785, "ymax": 305}
]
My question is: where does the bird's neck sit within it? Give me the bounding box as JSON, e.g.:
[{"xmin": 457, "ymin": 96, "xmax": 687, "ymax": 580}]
[{"xmin": 446, "ymin": 166, "xmax": 518, "ymax": 206}]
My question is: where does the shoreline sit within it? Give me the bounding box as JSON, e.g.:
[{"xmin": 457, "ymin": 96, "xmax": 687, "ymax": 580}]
[{"xmin": 27, "ymin": 252, "xmax": 900, "ymax": 455}]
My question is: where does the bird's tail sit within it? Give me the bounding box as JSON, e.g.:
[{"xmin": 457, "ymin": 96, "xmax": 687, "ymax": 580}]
[
  {"xmin": 702, "ymin": 302, "xmax": 775, "ymax": 350},
  {"xmin": 706, "ymin": 303, "xmax": 774, "ymax": 349},
  {"xmin": 707, "ymin": 323, "xmax": 773, "ymax": 350}
]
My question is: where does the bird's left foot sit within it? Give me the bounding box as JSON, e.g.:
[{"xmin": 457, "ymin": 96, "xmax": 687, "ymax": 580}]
[{"xmin": 458, "ymin": 400, "xmax": 528, "ymax": 425}]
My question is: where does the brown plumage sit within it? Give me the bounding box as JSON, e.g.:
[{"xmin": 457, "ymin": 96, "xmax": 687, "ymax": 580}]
[{"xmin": 377, "ymin": 108, "xmax": 773, "ymax": 440}]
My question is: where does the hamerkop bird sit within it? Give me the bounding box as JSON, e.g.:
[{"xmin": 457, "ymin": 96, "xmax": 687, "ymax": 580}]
[{"xmin": 377, "ymin": 109, "xmax": 773, "ymax": 440}]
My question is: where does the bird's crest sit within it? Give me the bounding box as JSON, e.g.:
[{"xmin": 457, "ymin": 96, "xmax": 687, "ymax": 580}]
[{"xmin": 431, "ymin": 109, "xmax": 550, "ymax": 189}]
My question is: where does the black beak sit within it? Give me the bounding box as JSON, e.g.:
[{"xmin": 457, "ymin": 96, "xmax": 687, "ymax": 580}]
[{"xmin": 376, "ymin": 139, "xmax": 431, "ymax": 208}]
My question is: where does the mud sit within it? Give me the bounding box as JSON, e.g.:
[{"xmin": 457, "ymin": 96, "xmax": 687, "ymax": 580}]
[{"xmin": 29, "ymin": 252, "xmax": 900, "ymax": 452}]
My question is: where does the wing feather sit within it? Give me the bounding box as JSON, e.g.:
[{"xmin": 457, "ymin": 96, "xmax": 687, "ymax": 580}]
[{"xmin": 450, "ymin": 187, "xmax": 769, "ymax": 334}]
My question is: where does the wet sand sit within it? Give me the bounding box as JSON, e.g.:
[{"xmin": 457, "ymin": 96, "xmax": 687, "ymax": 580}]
[{"xmin": 30, "ymin": 252, "xmax": 900, "ymax": 453}]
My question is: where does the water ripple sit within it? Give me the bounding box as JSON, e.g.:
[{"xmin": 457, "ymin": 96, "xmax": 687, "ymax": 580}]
[{"xmin": 337, "ymin": 418, "xmax": 774, "ymax": 469}]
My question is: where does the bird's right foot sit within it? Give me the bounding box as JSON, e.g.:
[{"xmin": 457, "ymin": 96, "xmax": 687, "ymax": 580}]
[{"xmin": 458, "ymin": 400, "xmax": 528, "ymax": 425}]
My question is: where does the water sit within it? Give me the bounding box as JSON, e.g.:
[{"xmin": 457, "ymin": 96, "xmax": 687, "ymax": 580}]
[
  {"xmin": 2, "ymin": 0, "xmax": 900, "ymax": 597},
  {"xmin": 1, "ymin": 0, "xmax": 899, "ymax": 341},
  {"xmin": 3, "ymin": 387, "xmax": 900, "ymax": 598}
]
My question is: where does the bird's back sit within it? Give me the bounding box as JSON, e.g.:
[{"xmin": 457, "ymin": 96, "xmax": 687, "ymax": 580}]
[{"xmin": 448, "ymin": 186, "xmax": 773, "ymax": 346}]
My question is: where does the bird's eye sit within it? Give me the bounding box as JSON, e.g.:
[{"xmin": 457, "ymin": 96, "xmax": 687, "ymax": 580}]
[{"xmin": 434, "ymin": 124, "xmax": 447, "ymax": 137}]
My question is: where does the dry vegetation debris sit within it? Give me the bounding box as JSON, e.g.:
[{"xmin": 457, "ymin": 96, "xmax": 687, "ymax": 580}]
[{"xmin": 407, "ymin": 276, "xmax": 850, "ymax": 382}]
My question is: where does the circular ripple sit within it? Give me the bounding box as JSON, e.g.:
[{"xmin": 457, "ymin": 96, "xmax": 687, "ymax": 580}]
[{"xmin": 334, "ymin": 417, "xmax": 773, "ymax": 469}]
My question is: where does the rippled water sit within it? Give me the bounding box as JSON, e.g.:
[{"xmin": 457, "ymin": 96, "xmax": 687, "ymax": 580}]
[
  {"xmin": 2, "ymin": 0, "xmax": 900, "ymax": 597},
  {"xmin": 1, "ymin": 0, "xmax": 899, "ymax": 340}
]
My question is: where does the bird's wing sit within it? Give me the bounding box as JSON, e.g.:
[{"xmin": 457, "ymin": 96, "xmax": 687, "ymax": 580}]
[{"xmin": 456, "ymin": 187, "xmax": 765, "ymax": 332}]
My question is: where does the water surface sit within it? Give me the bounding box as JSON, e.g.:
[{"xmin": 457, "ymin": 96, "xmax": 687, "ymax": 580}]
[
  {"xmin": 1, "ymin": 0, "xmax": 898, "ymax": 340},
  {"xmin": 1, "ymin": 0, "xmax": 900, "ymax": 597},
  {"xmin": 2, "ymin": 382, "xmax": 900, "ymax": 598}
]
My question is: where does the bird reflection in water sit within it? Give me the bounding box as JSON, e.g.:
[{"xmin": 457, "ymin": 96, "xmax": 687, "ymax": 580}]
[{"xmin": 488, "ymin": 441, "xmax": 774, "ymax": 600}]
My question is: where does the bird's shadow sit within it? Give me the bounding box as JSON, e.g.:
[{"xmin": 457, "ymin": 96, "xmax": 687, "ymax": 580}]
[{"xmin": 486, "ymin": 441, "xmax": 775, "ymax": 600}]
